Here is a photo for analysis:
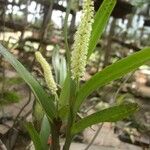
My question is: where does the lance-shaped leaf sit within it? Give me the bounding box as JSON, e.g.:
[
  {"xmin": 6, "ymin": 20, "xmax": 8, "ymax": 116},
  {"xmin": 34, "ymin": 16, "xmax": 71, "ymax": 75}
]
[
  {"xmin": 75, "ymin": 47, "xmax": 150, "ymax": 112},
  {"xmin": 25, "ymin": 122, "xmax": 44, "ymax": 150},
  {"xmin": 87, "ymin": 0, "xmax": 116, "ymax": 58},
  {"xmin": 0, "ymin": 44, "xmax": 56, "ymax": 120},
  {"xmin": 40, "ymin": 115, "xmax": 50, "ymax": 150},
  {"xmin": 72, "ymin": 103, "xmax": 138, "ymax": 134}
]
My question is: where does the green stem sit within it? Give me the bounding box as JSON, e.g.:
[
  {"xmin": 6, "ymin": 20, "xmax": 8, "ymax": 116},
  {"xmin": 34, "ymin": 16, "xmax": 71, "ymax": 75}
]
[
  {"xmin": 63, "ymin": 1, "xmax": 77, "ymax": 149},
  {"xmin": 63, "ymin": 0, "xmax": 71, "ymax": 70},
  {"xmin": 50, "ymin": 118, "xmax": 62, "ymax": 150},
  {"xmin": 62, "ymin": 111, "xmax": 73, "ymax": 150},
  {"xmin": 63, "ymin": 79, "xmax": 77, "ymax": 150}
]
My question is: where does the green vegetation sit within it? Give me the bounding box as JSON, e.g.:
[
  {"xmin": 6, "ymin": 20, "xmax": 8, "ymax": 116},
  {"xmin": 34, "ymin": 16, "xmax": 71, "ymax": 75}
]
[
  {"xmin": 0, "ymin": 0, "xmax": 150, "ymax": 150},
  {"xmin": 0, "ymin": 91, "xmax": 20, "ymax": 105}
]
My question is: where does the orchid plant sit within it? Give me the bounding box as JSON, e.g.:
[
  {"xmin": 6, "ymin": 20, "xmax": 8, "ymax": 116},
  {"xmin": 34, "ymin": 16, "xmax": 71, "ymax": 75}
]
[{"xmin": 0, "ymin": 0, "xmax": 150, "ymax": 150}]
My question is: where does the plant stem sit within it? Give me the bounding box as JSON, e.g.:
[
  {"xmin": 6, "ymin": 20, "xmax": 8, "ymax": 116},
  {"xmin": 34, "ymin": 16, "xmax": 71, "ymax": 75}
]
[
  {"xmin": 62, "ymin": 0, "xmax": 75, "ymax": 149},
  {"xmin": 63, "ymin": 80, "xmax": 77, "ymax": 150},
  {"xmin": 63, "ymin": 0, "xmax": 71, "ymax": 70},
  {"xmin": 50, "ymin": 118, "xmax": 62, "ymax": 150},
  {"xmin": 62, "ymin": 110, "xmax": 73, "ymax": 150}
]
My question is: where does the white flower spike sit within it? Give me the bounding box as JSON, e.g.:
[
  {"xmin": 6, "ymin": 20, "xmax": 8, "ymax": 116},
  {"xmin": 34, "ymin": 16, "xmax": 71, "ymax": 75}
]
[
  {"xmin": 71, "ymin": 0, "xmax": 94, "ymax": 81},
  {"xmin": 35, "ymin": 51, "xmax": 57, "ymax": 95}
]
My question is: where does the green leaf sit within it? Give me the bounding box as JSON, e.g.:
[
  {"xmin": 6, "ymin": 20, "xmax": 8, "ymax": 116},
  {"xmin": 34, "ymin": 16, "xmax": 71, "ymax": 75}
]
[
  {"xmin": 25, "ymin": 122, "xmax": 44, "ymax": 150},
  {"xmin": 40, "ymin": 115, "xmax": 50, "ymax": 150},
  {"xmin": 0, "ymin": 44, "xmax": 56, "ymax": 120},
  {"xmin": 52, "ymin": 47, "xmax": 67, "ymax": 86},
  {"xmin": 72, "ymin": 103, "xmax": 138, "ymax": 134},
  {"xmin": 59, "ymin": 73, "xmax": 70, "ymax": 108},
  {"xmin": 0, "ymin": 91, "xmax": 20, "ymax": 105},
  {"xmin": 75, "ymin": 47, "xmax": 150, "ymax": 111},
  {"xmin": 58, "ymin": 105, "xmax": 69, "ymax": 121},
  {"xmin": 87, "ymin": 0, "xmax": 116, "ymax": 58},
  {"xmin": 59, "ymin": 56, "xmax": 67, "ymax": 86}
]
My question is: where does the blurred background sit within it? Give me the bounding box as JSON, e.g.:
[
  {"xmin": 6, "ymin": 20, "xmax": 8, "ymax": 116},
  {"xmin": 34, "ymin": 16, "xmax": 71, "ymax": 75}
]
[{"xmin": 0, "ymin": 0, "xmax": 150, "ymax": 149}]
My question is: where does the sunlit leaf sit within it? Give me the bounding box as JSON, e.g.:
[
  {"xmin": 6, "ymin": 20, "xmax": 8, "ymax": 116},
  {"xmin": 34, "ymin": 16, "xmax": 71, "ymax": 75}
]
[
  {"xmin": 72, "ymin": 103, "xmax": 138, "ymax": 134},
  {"xmin": 75, "ymin": 47, "xmax": 150, "ymax": 111},
  {"xmin": 88, "ymin": 0, "xmax": 116, "ymax": 58}
]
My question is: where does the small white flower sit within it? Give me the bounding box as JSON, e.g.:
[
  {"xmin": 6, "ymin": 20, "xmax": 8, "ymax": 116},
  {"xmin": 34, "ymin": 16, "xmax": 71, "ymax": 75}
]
[
  {"xmin": 35, "ymin": 52, "xmax": 57, "ymax": 95},
  {"xmin": 71, "ymin": 0, "xmax": 94, "ymax": 80}
]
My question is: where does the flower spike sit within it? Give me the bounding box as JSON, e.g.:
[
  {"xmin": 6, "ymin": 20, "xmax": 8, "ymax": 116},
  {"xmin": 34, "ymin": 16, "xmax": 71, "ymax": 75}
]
[
  {"xmin": 71, "ymin": 0, "xmax": 94, "ymax": 80},
  {"xmin": 35, "ymin": 52, "xmax": 57, "ymax": 95}
]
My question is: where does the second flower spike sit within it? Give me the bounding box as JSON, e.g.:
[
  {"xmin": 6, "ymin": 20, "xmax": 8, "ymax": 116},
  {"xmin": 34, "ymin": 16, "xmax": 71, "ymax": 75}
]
[{"xmin": 35, "ymin": 52, "xmax": 57, "ymax": 95}]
